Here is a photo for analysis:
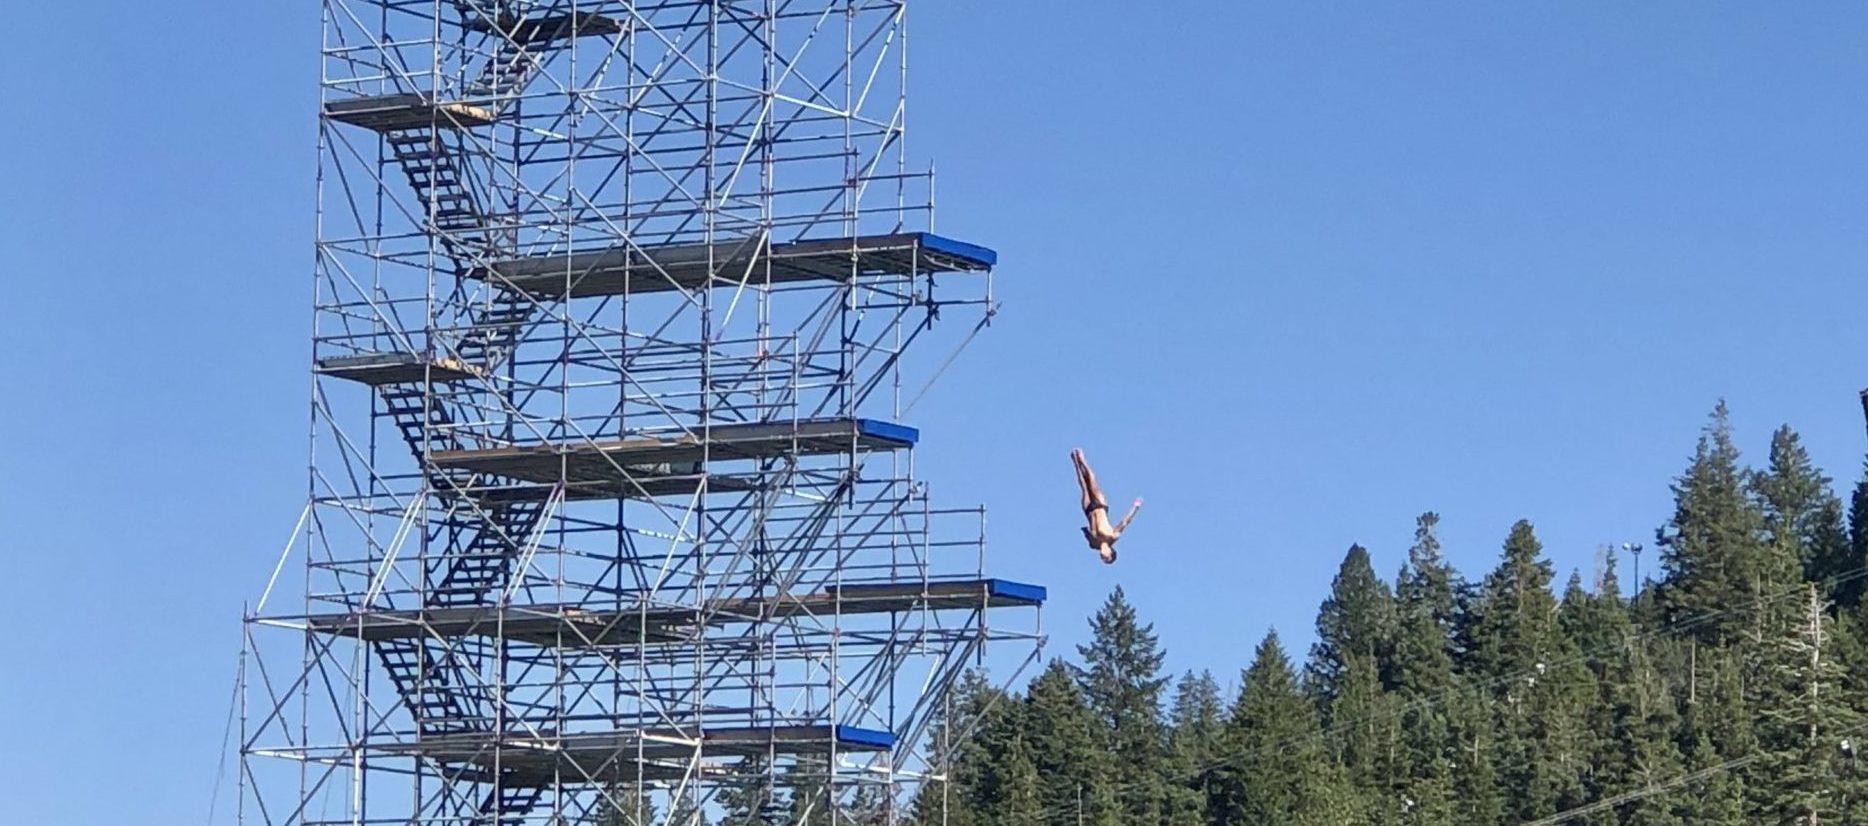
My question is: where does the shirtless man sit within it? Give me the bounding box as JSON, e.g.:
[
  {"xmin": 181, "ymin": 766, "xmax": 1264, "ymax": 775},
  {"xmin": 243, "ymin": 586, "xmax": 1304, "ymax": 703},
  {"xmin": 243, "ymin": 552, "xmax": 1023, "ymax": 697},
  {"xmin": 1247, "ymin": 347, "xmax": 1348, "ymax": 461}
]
[{"xmin": 1072, "ymin": 448, "xmax": 1142, "ymax": 564}]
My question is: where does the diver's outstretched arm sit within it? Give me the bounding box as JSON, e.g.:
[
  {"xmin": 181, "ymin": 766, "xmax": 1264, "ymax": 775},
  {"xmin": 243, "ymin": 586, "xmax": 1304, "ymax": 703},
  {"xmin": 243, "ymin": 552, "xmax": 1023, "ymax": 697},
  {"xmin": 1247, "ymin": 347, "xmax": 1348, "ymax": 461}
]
[{"xmin": 1115, "ymin": 497, "xmax": 1143, "ymax": 533}]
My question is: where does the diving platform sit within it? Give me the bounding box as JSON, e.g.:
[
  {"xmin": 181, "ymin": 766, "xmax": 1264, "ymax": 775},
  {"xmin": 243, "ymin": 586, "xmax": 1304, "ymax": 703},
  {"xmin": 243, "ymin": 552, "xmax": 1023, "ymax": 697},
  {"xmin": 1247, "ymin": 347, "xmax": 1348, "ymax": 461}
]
[
  {"xmin": 306, "ymin": 579, "xmax": 1047, "ymax": 647},
  {"xmin": 314, "ymin": 352, "xmax": 485, "ymax": 386},
  {"xmin": 379, "ymin": 724, "xmax": 892, "ymax": 787},
  {"xmin": 429, "ymin": 418, "xmax": 917, "ymax": 485},
  {"xmin": 472, "ymin": 232, "xmax": 998, "ymax": 298},
  {"xmin": 323, "ymin": 93, "xmax": 499, "ymax": 132}
]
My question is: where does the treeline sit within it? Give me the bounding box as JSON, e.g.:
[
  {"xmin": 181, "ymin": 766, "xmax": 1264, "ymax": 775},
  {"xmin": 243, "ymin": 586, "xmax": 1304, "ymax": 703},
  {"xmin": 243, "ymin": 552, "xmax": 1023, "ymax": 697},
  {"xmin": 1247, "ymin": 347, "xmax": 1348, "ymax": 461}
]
[{"xmin": 907, "ymin": 403, "xmax": 1868, "ymax": 826}]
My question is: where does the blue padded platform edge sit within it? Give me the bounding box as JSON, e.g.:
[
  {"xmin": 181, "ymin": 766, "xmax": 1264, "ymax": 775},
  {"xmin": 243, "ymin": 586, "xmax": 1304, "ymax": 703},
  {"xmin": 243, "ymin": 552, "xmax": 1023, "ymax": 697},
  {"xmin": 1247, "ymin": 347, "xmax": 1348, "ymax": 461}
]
[
  {"xmin": 987, "ymin": 579, "xmax": 1049, "ymax": 604},
  {"xmin": 833, "ymin": 724, "xmax": 898, "ymax": 749},
  {"xmin": 915, "ymin": 233, "xmax": 998, "ymax": 268},
  {"xmin": 857, "ymin": 419, "xmax": 920, "ymax": 446}
]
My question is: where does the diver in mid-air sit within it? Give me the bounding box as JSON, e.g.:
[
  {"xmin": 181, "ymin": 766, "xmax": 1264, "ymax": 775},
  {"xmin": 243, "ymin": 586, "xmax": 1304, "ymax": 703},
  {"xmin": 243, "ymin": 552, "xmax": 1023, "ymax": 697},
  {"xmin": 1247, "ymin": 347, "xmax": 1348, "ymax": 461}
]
[{"xmin": 1071, "ymin": 448, "xmax": 1142, "ymax": 564}]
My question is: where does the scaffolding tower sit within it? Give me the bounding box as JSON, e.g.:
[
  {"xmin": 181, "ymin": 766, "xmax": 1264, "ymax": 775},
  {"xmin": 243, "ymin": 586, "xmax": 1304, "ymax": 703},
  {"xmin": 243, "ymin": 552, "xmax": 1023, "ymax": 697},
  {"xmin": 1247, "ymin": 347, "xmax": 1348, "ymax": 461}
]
[{"xmin": 238, "ymin": 2, "xmax": 1043, "ymax": 824}]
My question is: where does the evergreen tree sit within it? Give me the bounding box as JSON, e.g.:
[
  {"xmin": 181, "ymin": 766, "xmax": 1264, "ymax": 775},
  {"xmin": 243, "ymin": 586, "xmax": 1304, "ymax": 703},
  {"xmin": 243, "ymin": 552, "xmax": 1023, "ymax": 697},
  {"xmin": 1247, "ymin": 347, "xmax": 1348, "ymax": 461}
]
[
  {"xmin": 1390, "ymin": 513, "xmax": 1461, "ymax": 825},
  {"xmin": 1467, "ymin": 521, "xmax": 1560, "ymax": 682},
  {"xmin": 780, "ymin": 761, "xmax": 833, "ymax": 826},
  {"xmin": 1395, "ymin": 513, "xmax": 1463, "ymax": 686},
  {"xmin": 1602, "ymin": 638, "xmax": 1687, "ymax": 826},
  {"xmin": 1558, "ymin": 570, "xmax": 1617, "ymax": 812},
  {"xmin": 1735, "ymin": 438, "xmax": 1844, "ymax": 819},
  {"xmin": 1076, "ymin": 587, "xmax": 1171, "ymax": 824},
  {"xmin": 1750, "ymin": 585, "xmax": 1868, "ymax": 824},
  {"xmin": 968, "ymin": 697, "xmax": 1034, "ymax": 826},
  {"xmin": 1522, "ymin": 573, "xmax": 1595, "ymax": 820},
  {"xmin": 842, "ymin": 784, "xmax": 890, "ymax": 826},
  {"xmin": 1329, "ymin": 654, "xmax": 1399, "ymax": 824},
  {"xmin": 901, "ymin": 783, "xmax": 945, "ymax": 826},
  {"xmin": 952, "ymin": 694, "xmax": 1039, "ymax": 826},
  {"xmin": 1754, "ymin": 425, "xmax": 1850, "ymax": 592},
  {"xmin": 909, "ymin": 672, "xmax": 1012, "ymax": 826},
  {"xmin": 1468, "ymin": 520, "xmax": 1588, "ymax": 822},
  {"xmin": 1307, "ymin": 545, "xmax": 1399, "ymax": 822},
  {"xmin": 1676, "ymin": 645, "xmax": 1752, "ymax": 825},
  {"xmin": 992, "ymin": 729, "xmax": 1043, "ymax": 826},
  {"xmin": 1166, "ymin": 670, "xmax": 1225, "ymax": 825},
  {"xmin": 1212, "ymin": 631, "xmax": 1366, "ymax": 826},
  {"xmin": 1846, "ymin": 462, "xmax": 1868, "ymax": 608},
  {"xmin": 1447, "ymin": 684, "xmax": 1505, "ymax": 826},
  {"xmin": 1560, "ymin": 550, "xmax": 1686, "ymax": 826},
  {"xmin": 1836, "ymin": 601, "xmax": 1868, "ymax": 765},
  {"xmin": 718, "ymin": 757, "xmax": 781, "ymax": 826},
  {"xmin": 593, "ymin": 782, "xmax": 658, "ymax": 826},
  {"xmin": 1561, "ymin": 552, "xmax": 1632, "ymax": 661},
  {"xmin": 1309, "ymin": 544, "xmax": 1398, "ymax": 703},
  {"xmin": 902, "ymin": 773, "xmax": 943, "ymax": 826},
  {"xmin": 668, "ymin": 793, "xmax": 705, "ymax": 826},
  {"xmin": 1656, "ymin": 401, "xmax": 1769, "ymax": 644},
  {"xmin": 901, "ymin": 409, "xmax": 1868, "ymax": 826},
  {"xmin": 1452, "ymin": 575, "xmax": 1487, "ymax": 676},
  {"xmin": 1831, "ymin": 612, "xmax": 1868, "ymax": 820},
  {"xmin": 1023, "ymin": 660, "xmax": 1104, "ymax": 826},
  {"xmin": 1077, "ymin": 773, "xmax": 1123, "ymax": 826}
]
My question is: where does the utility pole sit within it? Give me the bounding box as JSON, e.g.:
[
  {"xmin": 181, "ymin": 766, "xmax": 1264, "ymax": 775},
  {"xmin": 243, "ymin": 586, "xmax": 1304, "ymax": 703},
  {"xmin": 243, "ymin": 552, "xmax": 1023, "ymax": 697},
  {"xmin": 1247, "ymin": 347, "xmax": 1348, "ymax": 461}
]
[{"xmin": 1808, "ymin": 583, "xmax": 1823, "ymax": 750}]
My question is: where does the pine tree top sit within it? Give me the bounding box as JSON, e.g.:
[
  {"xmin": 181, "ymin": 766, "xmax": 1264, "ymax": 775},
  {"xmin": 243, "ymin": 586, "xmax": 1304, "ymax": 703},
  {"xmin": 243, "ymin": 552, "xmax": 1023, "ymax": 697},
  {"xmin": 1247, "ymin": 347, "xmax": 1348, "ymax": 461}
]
[{"xmin": 1309, "ymin": 544, "xmax": 1397, "ymax": 701}]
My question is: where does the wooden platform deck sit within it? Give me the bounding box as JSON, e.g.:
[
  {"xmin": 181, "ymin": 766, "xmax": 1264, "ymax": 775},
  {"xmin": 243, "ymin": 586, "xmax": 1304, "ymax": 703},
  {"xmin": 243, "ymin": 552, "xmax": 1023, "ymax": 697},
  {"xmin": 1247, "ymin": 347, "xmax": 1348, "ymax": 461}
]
[
  {"xmin": 314, "ymin": 352, "xmax": 485, "ymax": 385},
  {"xmin": 323, "ymin": 93, "xmax": 498, "ymax": 131}
]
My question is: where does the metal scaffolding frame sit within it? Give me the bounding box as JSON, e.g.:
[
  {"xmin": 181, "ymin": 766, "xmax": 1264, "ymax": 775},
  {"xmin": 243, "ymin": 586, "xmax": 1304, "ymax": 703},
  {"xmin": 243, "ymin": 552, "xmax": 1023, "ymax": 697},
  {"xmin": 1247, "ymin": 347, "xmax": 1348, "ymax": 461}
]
[{"xmin": 238, "ymin": 2, "xmax": 1042, "ymax": 823}]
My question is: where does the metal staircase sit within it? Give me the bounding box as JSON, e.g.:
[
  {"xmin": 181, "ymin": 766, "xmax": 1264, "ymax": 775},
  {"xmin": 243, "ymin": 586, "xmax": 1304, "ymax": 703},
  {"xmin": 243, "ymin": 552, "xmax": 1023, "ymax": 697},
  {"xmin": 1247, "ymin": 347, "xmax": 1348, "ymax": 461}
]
[
  {"xmin": 480, "ymin": 785, "xmax": 546, "ymax": 826},
  {"xmin": 462, "ymin": 10, "xmax": 624, "ymax": 110},
  {"xmin": 453, "ymin": 290, "xmax": 533, "ymax": 366},
  {"xmin": 430, "ymin": 498, "xmax": 548, "ymax": 606},
  {"xmin": 385, "ymin": 130, "xmax": 490, "ymax": 249},
  {"xmin": 467, "ymin": 33, "xmax": 536, "ymax": 104},
  {"xmin": 376, "ymin": 637, "xmax": 486, "ymax": 736},
  {"xmin": 315, "ymin": 10, "xmax": 683, "ymax": 821}
]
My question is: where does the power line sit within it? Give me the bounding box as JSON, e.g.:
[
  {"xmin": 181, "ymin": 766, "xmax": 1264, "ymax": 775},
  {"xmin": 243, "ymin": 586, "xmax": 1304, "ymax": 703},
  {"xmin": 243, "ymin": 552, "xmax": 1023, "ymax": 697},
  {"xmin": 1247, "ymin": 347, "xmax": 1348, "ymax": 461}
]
[
  {"xmin": 1514, "ymin": 748, "xmax": 1769, "ymax": 826},
  {"xmin": 1020, "ymin": 565, "xmax": 1868, "ymax": 823},
  {"xmin": 1515, "ymin": 646, "xmax": 1868, "ymax": 826},
  {"xmin": 1512, "ymin": 582, "xmax": 1861, "ymax": 826}
]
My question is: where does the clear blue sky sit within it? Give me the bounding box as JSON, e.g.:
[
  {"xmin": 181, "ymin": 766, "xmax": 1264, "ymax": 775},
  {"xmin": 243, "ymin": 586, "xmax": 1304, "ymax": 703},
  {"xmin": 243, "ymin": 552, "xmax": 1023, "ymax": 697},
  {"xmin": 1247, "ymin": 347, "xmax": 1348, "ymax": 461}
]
[{"xmin": 4, "ymin": 2, "xmax": 1868, "ymax": 822}]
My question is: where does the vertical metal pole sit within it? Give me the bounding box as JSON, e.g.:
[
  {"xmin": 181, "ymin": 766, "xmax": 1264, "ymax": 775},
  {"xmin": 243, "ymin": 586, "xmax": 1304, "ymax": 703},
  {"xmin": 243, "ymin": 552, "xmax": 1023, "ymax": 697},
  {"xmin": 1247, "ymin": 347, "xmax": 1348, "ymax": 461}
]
[{"xmin": 236, "ymin": 610, "xmax": 250, "ymax": 826}]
